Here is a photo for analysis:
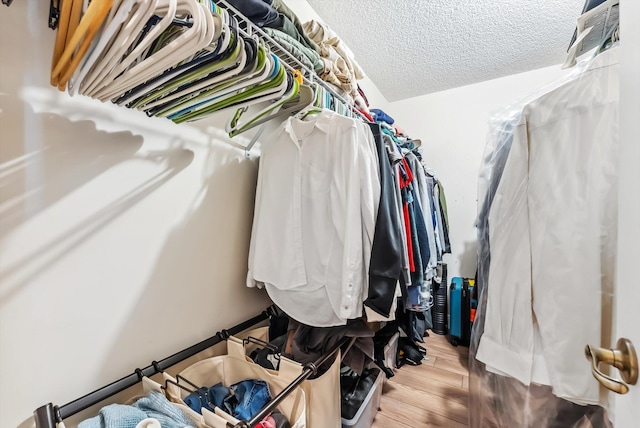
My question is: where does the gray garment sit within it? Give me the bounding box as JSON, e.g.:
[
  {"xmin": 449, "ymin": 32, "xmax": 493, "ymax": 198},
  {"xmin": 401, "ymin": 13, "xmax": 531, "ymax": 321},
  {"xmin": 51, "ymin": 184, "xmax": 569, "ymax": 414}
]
[
  {"xmin": 405, "ymin": 152, "xmax": 437, "ymax": 275},
  {"xmin": 263, "ymin": 28, "xmax": 323, "ymax": 73},
  {"xmin": 289, "ymin": 319, "xmax": 374, "ymax": 376},
  {"xmin": 270, "ymin": 0, "xmax": 319, "ymax": 52},
  {"xmin": 432, "ymin": 180, "xmax": 446, "ymax": 256},
  {"xmin": 425, "ymin": 174, "xmax": 443, "ymax": 259},
  {"xmin": 383, "ymin": 134, "xmax": 411, "ymax": 285}
]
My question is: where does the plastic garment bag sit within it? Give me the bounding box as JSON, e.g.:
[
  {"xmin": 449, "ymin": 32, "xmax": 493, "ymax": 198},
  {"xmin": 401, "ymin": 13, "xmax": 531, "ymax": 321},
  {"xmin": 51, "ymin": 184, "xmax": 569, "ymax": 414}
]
[{"xmin": 470, "ymin": 45, "xmax": 620, "ymax": 428}]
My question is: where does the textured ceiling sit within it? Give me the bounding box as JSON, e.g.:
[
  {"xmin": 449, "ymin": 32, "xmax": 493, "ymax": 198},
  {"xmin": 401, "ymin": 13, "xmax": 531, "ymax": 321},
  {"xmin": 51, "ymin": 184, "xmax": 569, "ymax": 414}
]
[{"xmin": 306, "ymin": 0, "xmax": 585, "ymax": 101}]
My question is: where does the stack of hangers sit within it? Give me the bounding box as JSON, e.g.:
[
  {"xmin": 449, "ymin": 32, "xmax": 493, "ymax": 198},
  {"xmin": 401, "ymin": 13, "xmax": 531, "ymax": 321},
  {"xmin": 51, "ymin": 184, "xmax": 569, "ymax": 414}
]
[{"xmin": 48, "ymin": 0, "xmax": 361, "ymax": 136}]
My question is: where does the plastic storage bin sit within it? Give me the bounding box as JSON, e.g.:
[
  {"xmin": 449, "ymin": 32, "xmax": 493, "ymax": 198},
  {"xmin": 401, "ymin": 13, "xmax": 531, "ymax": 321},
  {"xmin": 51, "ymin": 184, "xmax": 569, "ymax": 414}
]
[{"xmin": 341, "ymin": 370, "xmax": 384, "ymax": 428}]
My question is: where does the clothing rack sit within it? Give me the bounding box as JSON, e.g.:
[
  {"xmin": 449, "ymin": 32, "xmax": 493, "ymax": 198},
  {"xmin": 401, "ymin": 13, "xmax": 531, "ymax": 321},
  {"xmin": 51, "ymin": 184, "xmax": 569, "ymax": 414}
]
[
  {"xmin": 41, "ymin": 0, "xmax": 366, "ymax": 159},
  {"xmin": 32, "ymin": 306, "xmax": 277, "ymax": 428},
  {"xmin": 33, "ymin": 306, "xmax": 353, "ymax": 428}
]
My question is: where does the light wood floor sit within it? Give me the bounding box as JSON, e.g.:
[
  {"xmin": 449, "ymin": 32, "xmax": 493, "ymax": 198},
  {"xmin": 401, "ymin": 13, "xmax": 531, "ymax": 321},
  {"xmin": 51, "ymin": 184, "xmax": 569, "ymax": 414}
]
[{"xmin": 371, "ymin": 333, "xmax": 469, "ymax": 428}]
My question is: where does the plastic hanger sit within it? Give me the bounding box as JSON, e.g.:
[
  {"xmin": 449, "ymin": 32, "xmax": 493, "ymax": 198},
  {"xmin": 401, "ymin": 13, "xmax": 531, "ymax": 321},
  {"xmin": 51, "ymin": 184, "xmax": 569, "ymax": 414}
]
[
  {"xmin": 171, "ymin": 55, "xmax": 288, "ymax": 123},
  {"xmin": 79, "ymin": 0, "xmax": 164, "ymax": 96},
  {"xmin": 93, "ymin": 0, "xmax": 214, "ymax": 101},
  {"xmin": 227, "ymin": 83, "xmax": 314, "ymax": 137},
  {"xmin": 94, "ymin": 0, "xmax": 213, "ymax": 100},
  {"xmin": 226, "ymin": 74, "xmax": 300, "ymax": 137},
  {"xmin": 563, "ymin": 0, "xmax": 619, "ymax": 68},
  {"xmin": 67, "ymin": 0, "xmax": 139, "ymax": 96},
  {"xmin": 117, "ymin": 9, "xmax": 230, "ymax": 104},
  {"xmin": 292, "ymin": 81, "xmax": 321, "ymax": 120},
  {"xmin": 149, "ymin": 41, "xmax": 267, "ymax": 118},
  {"xmin": 156, "ymin": 47, "xmax": 274, "ymax": 119},
  {"xmin": 51, "ymin": 0, "xmax": 113, "ymax": 89},
  {"xmin": 129, "ymin": 22, "xmax": 244, "ymax": 110},
  {"xmin": 111, "ymin": 17, "xmax": 232, "ymax": 107},
  {"xmin": 169, "ymin": 53, "xmax": 286, "ymax": 122},
  {"xmin": 138, "ymin": 34, "xmax": 254, "ymax": 114}
]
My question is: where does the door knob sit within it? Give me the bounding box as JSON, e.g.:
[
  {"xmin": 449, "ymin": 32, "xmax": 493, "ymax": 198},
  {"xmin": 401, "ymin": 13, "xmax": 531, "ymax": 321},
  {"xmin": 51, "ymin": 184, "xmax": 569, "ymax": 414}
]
[{"xmin": 585, "ymin": 338, "xmax": 638, "ymax": 394}]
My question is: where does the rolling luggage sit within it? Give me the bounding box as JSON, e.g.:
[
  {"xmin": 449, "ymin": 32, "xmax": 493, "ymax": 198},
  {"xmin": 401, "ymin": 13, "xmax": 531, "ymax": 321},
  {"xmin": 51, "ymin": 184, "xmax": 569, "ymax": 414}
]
[{"xmin": 449, "ymin": 277, "xmax": 474, "ymax": 346}]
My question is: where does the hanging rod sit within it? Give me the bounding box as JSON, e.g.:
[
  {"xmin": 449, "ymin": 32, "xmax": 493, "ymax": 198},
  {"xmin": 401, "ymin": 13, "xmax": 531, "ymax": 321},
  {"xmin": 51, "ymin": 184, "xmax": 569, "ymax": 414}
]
[{"xmin": 33, "ymin": 306, "xmax": 277, "ymax": 428}]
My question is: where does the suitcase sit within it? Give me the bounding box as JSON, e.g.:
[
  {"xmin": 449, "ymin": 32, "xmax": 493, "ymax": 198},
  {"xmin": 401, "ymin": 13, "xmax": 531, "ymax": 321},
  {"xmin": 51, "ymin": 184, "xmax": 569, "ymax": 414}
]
[{"xmin": 449, "ymin": 277, "xmax": 474, "ymax": 346}]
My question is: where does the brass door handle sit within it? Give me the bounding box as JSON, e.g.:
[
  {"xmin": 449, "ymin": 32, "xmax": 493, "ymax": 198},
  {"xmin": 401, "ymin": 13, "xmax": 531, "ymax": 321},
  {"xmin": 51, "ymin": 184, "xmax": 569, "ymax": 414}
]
[{"xmin": 585, "ymin": 338, "xmax": 638, "ymax": 394}]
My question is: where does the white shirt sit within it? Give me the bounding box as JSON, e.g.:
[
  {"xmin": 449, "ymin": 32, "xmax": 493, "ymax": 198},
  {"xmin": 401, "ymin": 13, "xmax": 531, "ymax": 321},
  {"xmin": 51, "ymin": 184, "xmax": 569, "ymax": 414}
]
[
  {"xmin": 247, "ymin": 110, "xmax": 380, "ymax": 327},
  {"xmin": 476, "ymin": 47, "xmax": 619, "ymax": 406}
]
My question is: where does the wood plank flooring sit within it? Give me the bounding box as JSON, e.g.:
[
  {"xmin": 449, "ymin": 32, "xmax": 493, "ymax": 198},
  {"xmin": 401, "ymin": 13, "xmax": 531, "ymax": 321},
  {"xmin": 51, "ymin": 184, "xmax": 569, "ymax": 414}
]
[{"xmin": 371, "ymin": 333, "xmax": 469, "ymax": 428}]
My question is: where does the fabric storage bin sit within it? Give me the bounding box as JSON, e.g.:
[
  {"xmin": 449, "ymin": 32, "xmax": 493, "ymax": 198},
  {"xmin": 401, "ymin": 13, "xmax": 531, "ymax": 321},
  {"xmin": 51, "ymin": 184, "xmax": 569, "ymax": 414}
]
[
  {"xmin": 383, "ymin": 332, "xmax": 399, "ymax": 371},
  {"xmin": 341, "ymin": 369, "xmax": 384, "ymax": 428},
  {"xmin": 164, "ymin": 339, "xmax": 307, "ymax": 428},
  {"xmin": 230, "ymin": 328, "xmax": 342, "ymax": 428}
]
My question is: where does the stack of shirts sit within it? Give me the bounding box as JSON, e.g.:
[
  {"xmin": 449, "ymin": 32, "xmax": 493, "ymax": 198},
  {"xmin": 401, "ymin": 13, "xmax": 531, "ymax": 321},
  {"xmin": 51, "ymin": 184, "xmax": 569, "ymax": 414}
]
[
  {"xmin": 303, "ymin": 20, "xmax": 367, "ymax": 107},
  {"xmin": 225, "ymin": 0, "xmax": 317, "ymax": 51}
]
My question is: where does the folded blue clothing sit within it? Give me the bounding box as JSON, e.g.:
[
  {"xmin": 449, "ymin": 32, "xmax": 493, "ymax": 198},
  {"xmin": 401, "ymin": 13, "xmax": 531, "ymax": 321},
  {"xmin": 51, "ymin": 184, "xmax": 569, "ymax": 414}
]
[
  {"xmin": 184, "ymin": 382, "xmax": 230, "ymax": 414},
  {"xmin": 183, "ymin": 379, "xmax": 271, "ymax": 420},
  {"xmin": 370, "ymin": 108, "xmax": 395, "ymax": 125},
  {"xmin": 225, "ymin": 0, "xmax": 279, "ymax": 27},
  {"xmin": 225, "ymin": 379, "xmax": 272, "ymax": 420},
  {"xmin": 78, "ymin": 391, "xmax": 195, "ymax": 428}
]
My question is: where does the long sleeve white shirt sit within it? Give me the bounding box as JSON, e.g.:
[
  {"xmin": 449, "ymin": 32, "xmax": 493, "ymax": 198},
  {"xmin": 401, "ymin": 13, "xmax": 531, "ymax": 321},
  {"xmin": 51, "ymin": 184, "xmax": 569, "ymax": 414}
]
[
  {"xmin": 476, "ymin": 47, "xmax": 620, "ymax": 406},
  {"xmin": 247, "ymin": 110, "xmax": 380, "ymax": 327}
]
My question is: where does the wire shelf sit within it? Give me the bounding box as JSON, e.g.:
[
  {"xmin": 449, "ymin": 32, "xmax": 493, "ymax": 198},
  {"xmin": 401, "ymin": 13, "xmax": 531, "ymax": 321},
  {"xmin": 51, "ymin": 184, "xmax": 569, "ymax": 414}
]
[{"xmin": 216, "ymin": 0, "xmax": 366, "ymax": 121}]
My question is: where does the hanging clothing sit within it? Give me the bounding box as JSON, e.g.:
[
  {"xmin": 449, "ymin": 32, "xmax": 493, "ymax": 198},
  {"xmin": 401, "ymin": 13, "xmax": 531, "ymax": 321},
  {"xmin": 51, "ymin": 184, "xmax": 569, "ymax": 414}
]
[
  {"xmin": 247, "ymin": 110, "xmax": 380, "ymax": 327},
  {"xmin": 435, "ymin": 180, "xmax": 451, "ymax": 254},
  {"xmin": 364, "ymin": 124, "xmax": 404, "ymax": 319},
  {"xmin": 406, "ymin": 152, "xmax": 438, "ymax": 278},
  {"xmin": 476, "ymin": 47, "xmax": 620, "ymax": 406}
]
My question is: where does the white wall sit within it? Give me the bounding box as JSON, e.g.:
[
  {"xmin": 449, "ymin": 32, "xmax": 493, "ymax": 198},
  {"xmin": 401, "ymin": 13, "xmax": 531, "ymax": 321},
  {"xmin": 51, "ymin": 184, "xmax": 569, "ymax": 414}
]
[
  {"xmin": 388, "ymin": 65, "xmax": 570, "ymax": 281},
  {"xmin": 0, "ymin": 2, "xmax": 273, "ymax": 426}
]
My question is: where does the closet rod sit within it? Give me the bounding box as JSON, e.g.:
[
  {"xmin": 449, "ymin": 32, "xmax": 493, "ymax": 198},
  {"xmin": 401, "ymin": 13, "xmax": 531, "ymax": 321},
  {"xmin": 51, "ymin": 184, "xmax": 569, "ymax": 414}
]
[
  {"xmin": 233, "ymin": 336, "xmax": 354, "ymax": 428},
  {"xmin": 33, "ymin": 307, "xmax": 276, "ymax": 428}
]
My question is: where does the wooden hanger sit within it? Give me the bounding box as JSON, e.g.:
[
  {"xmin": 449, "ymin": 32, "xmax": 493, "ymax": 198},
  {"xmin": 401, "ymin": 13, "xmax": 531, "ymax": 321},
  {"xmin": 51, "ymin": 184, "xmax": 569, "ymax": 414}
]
[
  {"xmin": 51, "ymin": 0, "xmax": 114, "ymax": 90},
  {"xmin": 50, "ymin": 0, "xmax": 82, "ymax": 87}
]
